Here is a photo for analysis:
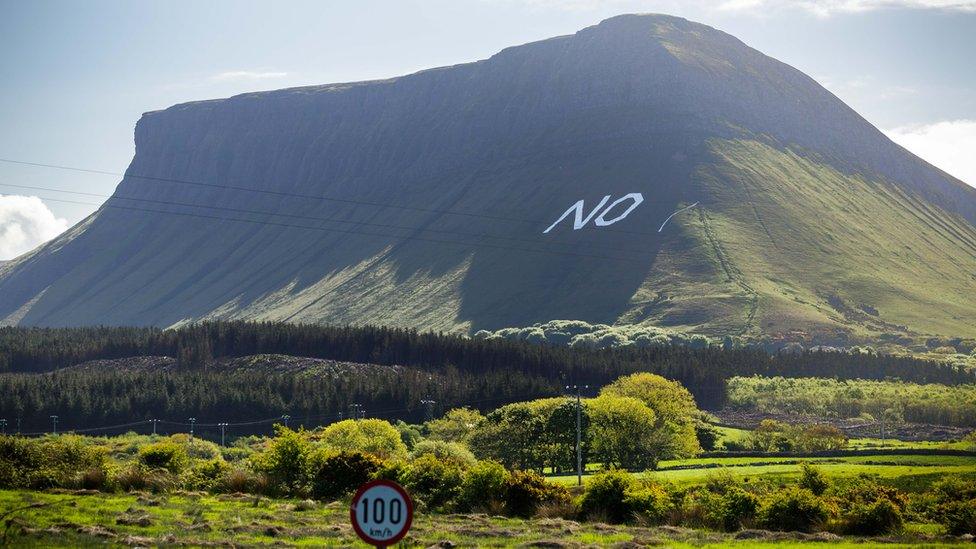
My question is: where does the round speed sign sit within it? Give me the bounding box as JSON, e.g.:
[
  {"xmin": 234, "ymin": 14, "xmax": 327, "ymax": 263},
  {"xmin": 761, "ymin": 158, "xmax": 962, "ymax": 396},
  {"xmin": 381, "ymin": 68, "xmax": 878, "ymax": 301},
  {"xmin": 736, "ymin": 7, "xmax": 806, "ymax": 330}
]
[{"xmin": 350, "ymin": 480, "xmax": 414, "ymax": 547}]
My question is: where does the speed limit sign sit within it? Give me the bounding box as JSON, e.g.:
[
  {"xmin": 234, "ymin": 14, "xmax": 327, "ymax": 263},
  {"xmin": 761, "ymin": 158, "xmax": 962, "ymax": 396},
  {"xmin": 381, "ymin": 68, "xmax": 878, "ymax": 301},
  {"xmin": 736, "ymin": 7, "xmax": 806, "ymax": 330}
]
[{"xmin": 350, "ymin": 480, "xmax": 414, "ymax": 548}]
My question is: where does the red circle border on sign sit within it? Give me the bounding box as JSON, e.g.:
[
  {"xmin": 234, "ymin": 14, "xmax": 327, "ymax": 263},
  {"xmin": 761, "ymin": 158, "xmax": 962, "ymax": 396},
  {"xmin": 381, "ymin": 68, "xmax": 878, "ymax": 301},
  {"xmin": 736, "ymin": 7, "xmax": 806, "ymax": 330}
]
[{"xmin": 349, "ymin": 479, "xmax": 414, "ymax": 547}]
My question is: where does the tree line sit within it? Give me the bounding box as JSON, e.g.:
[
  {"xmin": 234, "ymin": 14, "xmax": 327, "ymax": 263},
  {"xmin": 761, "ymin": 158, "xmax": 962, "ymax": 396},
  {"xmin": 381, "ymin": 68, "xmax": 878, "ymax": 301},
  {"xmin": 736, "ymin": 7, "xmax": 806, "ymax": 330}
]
[{"xmin": 0, "ymin": 322, "xmax": 972, "ymax": 433}]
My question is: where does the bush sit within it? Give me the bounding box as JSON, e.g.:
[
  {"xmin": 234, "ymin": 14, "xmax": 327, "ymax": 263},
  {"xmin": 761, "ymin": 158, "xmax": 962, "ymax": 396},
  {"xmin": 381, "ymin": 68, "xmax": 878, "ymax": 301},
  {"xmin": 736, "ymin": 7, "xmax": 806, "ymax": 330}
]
[
  {"xmin": 720, "ymin": 488, "xmax": 760, "ymax": 531},
  {"xmin": 626, "ymin": 480, "xmax": 673, "ymax": 525},
  {"xmin": 935, "ymin": 499, "xmax": 976, "ymax": 536},
  {"xmin": 252, "ymin": 426, "xmax": 313, "ymax": 497},
  {"xmin": 758, "ymin": 487, "xmax": 833, "ymax": 532},
  {"xmin": 310, "ymin": 450, "xmax": 384, "ymax": 501},
  {"xmin": 0, "ymin": 435, "xmax": 107, "ymax": 489},
  {"xmin": 109, "ymin": 463, "xmax": 176, "ymax": 493},
  {"xmin": 409, "ymin": 440, "xmax": 477, "ymax": 467},
  {"xmin": 675, "ymin": 487, "xmax": 724, "ymax": 528},
  {"xmin": 504, "ymin": 470, "xmax": 572, "ymax": 518},
  {"xmin": 457, "ymin": 460, "xmax": 510, "ymax": 512},
  {"xmin": 220, "ymin": 467, "xmax": 265, "ymax": 494},
  {"xmin": 578, "ymin": 469, "xmax": 667, "ymax": 524},
  {"xmin": 78, "ymin": 467, "xmax": 108, "ymax": 491},
  {"xmin": 318, "ymin": 419, "xmax": 408, "ymax": 459},
  {"xmin": 841, "ymin": 498, "xmax": 904, "ymax": 535},
  {"xmin": 401, "ymin": 454, "xmax": 464, "ymax": 511},
  {"xmin": 138, "ymin": 442, "xmax": 189, "ymax": 474},
  {"xmin": 184, "ymin": 459, "xmax": 229, "ymax": 491},
  {"xmin": 798, "ymin": 463, "xmax": 829, "ymax": 496}
]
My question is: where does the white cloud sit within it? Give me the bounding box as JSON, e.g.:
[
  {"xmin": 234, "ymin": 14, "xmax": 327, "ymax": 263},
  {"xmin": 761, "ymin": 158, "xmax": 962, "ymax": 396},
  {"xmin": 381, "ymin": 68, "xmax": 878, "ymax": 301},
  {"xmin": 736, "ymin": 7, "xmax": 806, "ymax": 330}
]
[
  {"xmin": 209, "ymin": 70, "xmax": 289, "ymax": 82},
  {"xmin": 0, "ymin": 195, "xmax": 68, "ymax": 260},
  {"xmin": 885, "ymin": 120, "xmax": 976, "ymax": 188},
  {"xmin": 719, "ymin": 0, "xmax": 976, "ymax": 16},
  {"xmin": 509, "ymin": 0, "xmax": 976, "ymax": 13}
]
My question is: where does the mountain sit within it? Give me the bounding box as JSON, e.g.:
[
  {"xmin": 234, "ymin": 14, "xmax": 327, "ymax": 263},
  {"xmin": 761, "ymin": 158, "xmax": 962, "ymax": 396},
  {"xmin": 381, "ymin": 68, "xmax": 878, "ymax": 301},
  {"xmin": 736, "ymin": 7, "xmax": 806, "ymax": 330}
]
[{"xmin": 2, "ymin": 14, "xmax": 975, "ymax": 345}]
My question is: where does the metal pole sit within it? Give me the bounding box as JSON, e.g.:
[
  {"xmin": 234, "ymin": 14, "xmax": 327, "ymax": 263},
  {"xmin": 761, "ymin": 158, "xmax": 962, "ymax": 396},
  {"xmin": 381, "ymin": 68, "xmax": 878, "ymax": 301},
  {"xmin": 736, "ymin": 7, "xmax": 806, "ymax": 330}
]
[
  {"xmin": 50, "ymin": 415, "xmax": 58, "ymax": 435},
  {"xmin": 151, "ymin": 419, "xmax": 158, "ymax": 436},
  {"xmin": 566, "ymin": 385, "xmax": 587, "ymax": 486},
  {"xmin": 421, "ymin": 399, "xmax": 437, "ymax": 422},
  {"xmin": 189, "ymin": 417, "xmax": 196, "ymax": 441},
  {"xmin": 219, "ymin": 422, "xmax": 228, "ymax": 446}
]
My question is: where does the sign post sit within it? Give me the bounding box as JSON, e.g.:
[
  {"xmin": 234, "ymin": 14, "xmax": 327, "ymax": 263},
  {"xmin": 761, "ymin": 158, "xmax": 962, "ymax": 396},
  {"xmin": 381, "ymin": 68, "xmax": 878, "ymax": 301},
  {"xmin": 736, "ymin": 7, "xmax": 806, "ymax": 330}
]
[{"xmin": 350, "ymin": 479, "xmax": 413, "ymax": 548}]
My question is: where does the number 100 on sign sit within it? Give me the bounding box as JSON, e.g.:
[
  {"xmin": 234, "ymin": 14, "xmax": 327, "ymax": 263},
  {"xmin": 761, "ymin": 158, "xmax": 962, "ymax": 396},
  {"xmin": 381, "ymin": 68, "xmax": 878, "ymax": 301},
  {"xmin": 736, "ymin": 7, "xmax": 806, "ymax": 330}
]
[{"xmin": 350, "ymin": 480, "xmax": 414, "ymax": 547}]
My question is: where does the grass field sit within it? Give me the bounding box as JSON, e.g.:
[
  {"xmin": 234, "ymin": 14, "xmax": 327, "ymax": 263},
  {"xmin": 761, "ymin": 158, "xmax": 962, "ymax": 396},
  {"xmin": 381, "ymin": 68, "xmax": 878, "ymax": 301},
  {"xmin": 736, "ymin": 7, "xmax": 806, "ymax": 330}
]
[
  {"xmin": 548, "ymin": 453, "xmax": 976, "ymax": 491},
  {"xmin": 0, "ymin": 489, "xmax": 967, "ymax": 548}
]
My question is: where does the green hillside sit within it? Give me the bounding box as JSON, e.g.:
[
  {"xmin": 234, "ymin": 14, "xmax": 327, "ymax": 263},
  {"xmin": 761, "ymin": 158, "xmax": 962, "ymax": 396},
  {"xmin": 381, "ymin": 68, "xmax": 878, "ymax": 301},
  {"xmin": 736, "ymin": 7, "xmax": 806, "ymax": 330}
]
[
  {"xmin": 631, "ymin": 138, "xmax": 976, "ymax": 342},
  {"xmin": 0, "ymin": 14, "xmax": 973, "ymax": 349}
]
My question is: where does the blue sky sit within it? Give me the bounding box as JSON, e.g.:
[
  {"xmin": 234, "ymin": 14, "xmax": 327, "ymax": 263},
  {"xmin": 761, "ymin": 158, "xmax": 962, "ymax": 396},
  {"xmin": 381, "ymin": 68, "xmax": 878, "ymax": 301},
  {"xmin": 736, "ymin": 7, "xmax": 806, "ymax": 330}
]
[{"xmin": 1, "ymin": 0, "xmax": 974, "ymax": 259}]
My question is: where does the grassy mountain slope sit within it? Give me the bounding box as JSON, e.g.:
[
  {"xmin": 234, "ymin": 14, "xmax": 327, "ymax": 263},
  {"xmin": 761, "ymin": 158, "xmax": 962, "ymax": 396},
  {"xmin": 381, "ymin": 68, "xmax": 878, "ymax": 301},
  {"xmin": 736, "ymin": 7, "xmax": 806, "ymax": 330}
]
[
  {"xmin": 0, "ymin": 14, "xmax": 973, "ymax": 347},
  {"xmin": 632, "ymin": 138, "xmax": 976, "ymax": 342}
]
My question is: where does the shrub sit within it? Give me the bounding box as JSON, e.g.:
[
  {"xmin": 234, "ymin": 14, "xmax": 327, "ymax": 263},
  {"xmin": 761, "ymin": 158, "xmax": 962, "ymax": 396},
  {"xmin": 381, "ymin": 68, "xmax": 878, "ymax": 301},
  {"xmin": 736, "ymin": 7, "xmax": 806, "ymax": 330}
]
[
  {"xmin": 374, "ymin": 460, "xmax": 408, "ymax": 485},
  {"xmin": 720, "ymin": 488, "xmax": 760, "ymax": 531},
  {"xmin": 758, "ymin": 487, "xmax": 833, "ymax": 532},
  {"xmin": 409, "ymin": 440, "xmax": 477, "ymax": 467},
  {"xmin": 138, "ymin": 442, "xmax": 189, "ymax": 474},
  {"xmin": 252, "ymin": 426, "xmax": 313, "ymax": 497},
  {"xmin": 78, "ymin": 467, "xmax": 108, "ymax": 491},
  {"xmin": 109, "ymin": 463, "xmax": 176, "ymax": 493},
  {"xmin": 184, "ymin": 459, "xmax": 229, "ymax": 491},
  {"xmin": 220, "ymin": 467, "xmax": 264, "ymax": 494},
  {"xmin": 626, "ymin": 480, "xmax": 673, "ymax": 525},
  {"xmin": 0, "ymin": 436, "xmax": 43, "ymax": 488},
  {"xmin": 318, "ymin": 419, "xmax": 408, "ymax": 459},
  {"xmin": 935, "ymin": 499, "xmax": 976, "ymax": 536},
  {"xmin": 841, "ymin": 498, "xmax": 904, "ymax": 535},
  {"xmin": 578, "ymin": 469, "xmax": 668, "ymax": 524},
  {"xmin": 504, "ymin": 470, "xmax": 572, "ymax": 518},
  {"xmin": 457, "ymin": 460, "xmax": 510, "ymax": 512},
  {"xmin": 798, "ymin": 463, "xmax": 829, "ymax": 496},
  {"xmin": 675, "ymin": 487, "xmax": 724, "ymax": 529},
  {"xmin": 310, "ymin": 450, "xmax": 384, "ymax": 501},
  {"xmin": 401, "ymin": 454, "xmax": 464, "ymax": 511},
  {"xmin": 0, "ymin": 435, "xmax": 107, "ymax": 489}
]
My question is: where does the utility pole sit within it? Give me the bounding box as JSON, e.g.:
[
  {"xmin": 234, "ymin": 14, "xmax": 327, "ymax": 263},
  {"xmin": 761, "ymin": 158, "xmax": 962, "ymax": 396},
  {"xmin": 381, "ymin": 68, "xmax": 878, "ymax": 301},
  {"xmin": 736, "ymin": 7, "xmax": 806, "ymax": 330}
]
[
  {"xmin": 349, "ymin": 404, "xmax": 363, "ymax": 420},
  {"xmin": 0, "ymin": 419, "xmax": 6, "ymax": 436},
  {"xmin": 188, "ymin": 417, "xmax": 196, "ymax": 441},
  {"xmin": 151, "ymin": 419, "xmax": 158, "ymax": 436},
  {"xmin": 218, "ymin": 422, "xmax": 228, "ymax": 446},
  {"xmin": 421, "ymin": 399, "xmax": 437, "ymax": 422},
  {"xmin": 281, "ymin": 415, "xmax": 291, "ymax": 429},
  {"xmin": 880, "ymin": 415, "xmax": 885, "ymax": 448},
  {"xmin": 566, "ymin": 385, "xmax": 588, "ymax": 486},
  {"xmin": 50, "ymin": 415, "xmax": 59, "ymax": 435}
]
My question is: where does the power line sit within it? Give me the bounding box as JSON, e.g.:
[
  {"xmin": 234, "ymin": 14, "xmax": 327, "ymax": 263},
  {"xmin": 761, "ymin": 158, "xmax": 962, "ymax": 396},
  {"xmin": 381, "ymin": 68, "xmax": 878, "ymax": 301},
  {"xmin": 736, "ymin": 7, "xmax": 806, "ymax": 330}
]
[
  {"xmin": 1, "ymin": 188, "xmax": 647, "ymax": 265},
  {"xmin": 0, "ymin": 181, "xmax": 655, "ymax": 256},
  {"xmin": 0, "ymin": 157, "xmax": 693, "ymax": 238},
  {"xmin": 0, "ymin": 158, "xmax": 542, "ymax": 225},
  {"xmin": 11, "ymin": 389, "xmax": 567, "ymax": 437}
]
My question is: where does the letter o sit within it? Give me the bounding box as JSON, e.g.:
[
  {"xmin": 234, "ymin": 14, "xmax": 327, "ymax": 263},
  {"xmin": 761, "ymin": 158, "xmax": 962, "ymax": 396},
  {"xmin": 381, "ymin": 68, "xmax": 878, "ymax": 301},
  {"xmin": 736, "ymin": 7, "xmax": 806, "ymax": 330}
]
[{"xmin": 594, "ymin": 193, "xmax": 644, "ymax": 226}]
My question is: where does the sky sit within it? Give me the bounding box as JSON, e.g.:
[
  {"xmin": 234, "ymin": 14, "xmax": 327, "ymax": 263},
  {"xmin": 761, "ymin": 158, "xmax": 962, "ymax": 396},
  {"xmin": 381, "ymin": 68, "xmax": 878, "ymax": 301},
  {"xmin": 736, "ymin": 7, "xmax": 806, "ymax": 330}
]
[{"xmin": 1, "ymin": 0, "xmax": 974, "ymax": 260}]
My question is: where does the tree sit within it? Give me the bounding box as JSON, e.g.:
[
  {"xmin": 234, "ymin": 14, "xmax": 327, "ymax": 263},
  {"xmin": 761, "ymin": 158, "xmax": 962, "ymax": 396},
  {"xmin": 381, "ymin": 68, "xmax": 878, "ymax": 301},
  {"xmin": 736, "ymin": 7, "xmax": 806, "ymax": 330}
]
[
  {"xmin": 600, "ymin": 373, "xmax": 701, "ymax": 459},
  {"xmin": 468, "ymin": 402, "xmax": 547, "ymax": 471},
  {"xmin": 587, "ymin": 395, "xmax": 659, "ymax": 470},
  {"xmin": 425, "ymin": 408, "xmax": 485, "ymax": 443},
  {"xmin": 317, "ymin": 419, "xmax": 407, "ymax": 459}
]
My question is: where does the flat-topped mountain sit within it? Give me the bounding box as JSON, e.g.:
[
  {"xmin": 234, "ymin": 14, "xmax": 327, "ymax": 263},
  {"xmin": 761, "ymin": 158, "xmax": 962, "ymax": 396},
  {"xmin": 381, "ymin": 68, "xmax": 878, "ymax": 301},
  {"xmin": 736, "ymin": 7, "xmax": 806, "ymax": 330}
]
[{"xmin": 2, "ymin": 14, "xmax": 974, "ymax": 345}]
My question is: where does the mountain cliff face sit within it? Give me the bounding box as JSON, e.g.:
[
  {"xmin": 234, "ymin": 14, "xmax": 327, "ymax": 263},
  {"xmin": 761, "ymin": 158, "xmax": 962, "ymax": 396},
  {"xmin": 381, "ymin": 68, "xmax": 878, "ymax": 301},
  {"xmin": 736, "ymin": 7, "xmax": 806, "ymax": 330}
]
[{"xmin": 2, "ymin": 14, "xmax": 975, "ymax": 344}]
